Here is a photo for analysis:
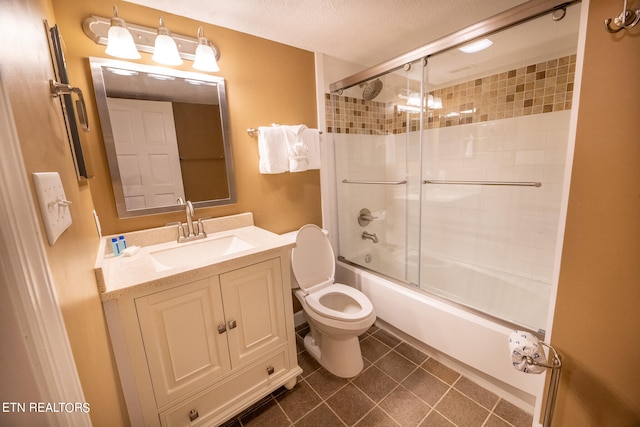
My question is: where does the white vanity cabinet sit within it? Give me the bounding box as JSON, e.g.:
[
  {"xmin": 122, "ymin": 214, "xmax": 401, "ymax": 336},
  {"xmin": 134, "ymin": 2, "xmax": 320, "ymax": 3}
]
[{"xmin": 102, "ymin": 247, "xmax": 301, "ymax": 427}]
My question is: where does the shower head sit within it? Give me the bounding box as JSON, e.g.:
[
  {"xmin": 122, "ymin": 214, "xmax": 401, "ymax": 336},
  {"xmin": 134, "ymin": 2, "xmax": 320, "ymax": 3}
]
[{"xmin": 361, "ymin": 78, "xmax": 383, "ymax": 101}]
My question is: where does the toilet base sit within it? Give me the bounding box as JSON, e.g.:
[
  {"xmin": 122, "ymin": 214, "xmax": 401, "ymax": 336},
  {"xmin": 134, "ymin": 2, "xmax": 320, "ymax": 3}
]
[{"xmin": 303, "ymin": 332, "xmax": 364, "ymax": 378}]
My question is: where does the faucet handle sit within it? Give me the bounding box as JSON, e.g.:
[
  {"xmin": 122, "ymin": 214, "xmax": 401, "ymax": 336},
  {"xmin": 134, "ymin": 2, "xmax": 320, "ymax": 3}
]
[
  {"xmin": 170, "ymin": 221, "xmax": 186, "ymax": 242},
  {"xmin": 197, "ymin": 218, "xmax": 207, "ymax": 238}
]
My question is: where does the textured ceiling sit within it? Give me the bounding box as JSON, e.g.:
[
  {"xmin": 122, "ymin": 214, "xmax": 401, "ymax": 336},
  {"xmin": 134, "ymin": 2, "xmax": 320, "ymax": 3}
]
[{"xmin": 124, "ymin": 0, "xmax": 528, "ymax": 66}]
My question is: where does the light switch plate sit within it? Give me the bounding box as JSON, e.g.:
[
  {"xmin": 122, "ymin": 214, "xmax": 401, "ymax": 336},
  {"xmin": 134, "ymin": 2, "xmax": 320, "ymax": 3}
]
[{"xmin": 32, "ymin": 172, "xmax": 72, "ymax": 245}]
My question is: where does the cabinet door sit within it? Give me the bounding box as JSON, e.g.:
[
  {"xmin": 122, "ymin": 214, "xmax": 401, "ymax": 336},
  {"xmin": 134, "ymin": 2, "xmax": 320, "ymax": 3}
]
[
  {"xmin": 135, "ymin": 277, "xmax": 231, "ymax": 407},
  {"xmin": 220, "ymin": 259, "xmax": 287, "ymax": 368}
]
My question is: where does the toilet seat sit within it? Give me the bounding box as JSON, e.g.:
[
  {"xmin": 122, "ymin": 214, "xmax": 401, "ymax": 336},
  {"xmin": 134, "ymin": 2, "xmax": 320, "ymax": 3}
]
[
  {"xmin": 291, "ymin": 224, "xmax": 373, "ymax": 322},
  {"xmin": 304, "ymin": 283, "xmax": 374, "ymax": 322}
]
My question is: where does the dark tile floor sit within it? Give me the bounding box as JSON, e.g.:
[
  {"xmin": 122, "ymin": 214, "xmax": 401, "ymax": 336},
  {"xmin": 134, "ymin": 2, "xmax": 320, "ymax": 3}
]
[{"xmin": 222, "ymin": 324, "xmax": 533, "ymax": 427}]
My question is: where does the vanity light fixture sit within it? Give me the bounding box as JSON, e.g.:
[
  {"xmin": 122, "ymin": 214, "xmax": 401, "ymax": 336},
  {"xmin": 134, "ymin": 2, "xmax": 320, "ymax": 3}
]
[
  {"xmin": 458, "ymin": 38, "xmax": 493, "ymax": 53},
  {"xmin": 152, "ymin": 17, "xmax": 183, "ymax": 66},
  {"xmin": 104, "ymin": 5, "xmax": 140, "ymax": 59},
  {"xmin": 83, "ymin": 9, "xmax": 222, "ymax": 72},
  {"xmin": 193, "ymin": 27, "xmax": 220, "ymax": 72}
]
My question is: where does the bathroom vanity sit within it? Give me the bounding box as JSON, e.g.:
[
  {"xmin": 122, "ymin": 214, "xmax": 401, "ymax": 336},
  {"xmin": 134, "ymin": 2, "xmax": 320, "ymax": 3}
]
[{"xmin": 95, "ymin": 213, "xmax": 301, "ymax": 426}]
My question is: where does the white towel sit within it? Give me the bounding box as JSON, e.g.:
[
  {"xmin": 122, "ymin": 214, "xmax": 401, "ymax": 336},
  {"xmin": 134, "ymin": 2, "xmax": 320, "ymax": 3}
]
[
  {"xmin": 258, "ymin": 126, "xmax": 289, "ymax": 174},
  {"xmin": 258, "ymin": 124, "xmax": 320, "ymax": 173},
  {"xmin": 508, "ymin": 330, "xmax": 547, "ymax": 374},
  {"xmin": 289, "ymin": 141, "xmax": 309, "ymax": 172},
  {"xmin": 298, "ymin": 128, "xmax": 321, "ymax": 170}
]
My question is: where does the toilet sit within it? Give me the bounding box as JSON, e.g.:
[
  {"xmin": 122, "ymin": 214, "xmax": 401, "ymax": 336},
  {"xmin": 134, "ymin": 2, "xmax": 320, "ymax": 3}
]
[{"xmin": 291, "ymin": 224, "xmax": 376, "ymax": 378}]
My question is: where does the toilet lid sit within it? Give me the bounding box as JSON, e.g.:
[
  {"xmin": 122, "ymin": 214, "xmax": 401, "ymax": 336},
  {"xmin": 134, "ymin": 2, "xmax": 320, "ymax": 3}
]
[{"xmin": 291, "ymin": 224, "xmax": 335, "ymax": 290}]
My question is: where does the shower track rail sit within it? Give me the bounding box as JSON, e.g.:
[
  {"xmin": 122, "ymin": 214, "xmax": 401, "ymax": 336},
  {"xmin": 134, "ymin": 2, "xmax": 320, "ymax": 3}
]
[
  {"xmin": 329, "ymin": 0, "xmax": 580, "ymax": 93},
  {"xmin": 424, "ymin": 179, "xmax": 542, "ymax": 187},
  {"xmin": 342, "ymin": 179, "xmax": 407, "ymax": 185}
]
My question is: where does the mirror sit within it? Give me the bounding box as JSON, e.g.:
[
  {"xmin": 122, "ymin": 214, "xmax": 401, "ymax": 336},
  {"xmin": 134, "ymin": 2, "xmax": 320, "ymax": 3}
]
[{"xmin": 89, "ymin": 57, "xmax": 235, "ymax": 218}]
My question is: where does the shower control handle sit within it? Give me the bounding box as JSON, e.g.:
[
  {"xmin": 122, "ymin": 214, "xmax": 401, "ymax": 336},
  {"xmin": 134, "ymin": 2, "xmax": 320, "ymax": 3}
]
[{"xmin": 358, "ymin": 208, "xmax": 375, "ymax": 226}]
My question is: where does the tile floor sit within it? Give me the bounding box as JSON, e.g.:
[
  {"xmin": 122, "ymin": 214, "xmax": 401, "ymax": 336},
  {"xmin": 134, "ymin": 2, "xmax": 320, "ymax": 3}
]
[{"xmin": 222, "ymin": 324, "xmax": 533, "ymax": 427}]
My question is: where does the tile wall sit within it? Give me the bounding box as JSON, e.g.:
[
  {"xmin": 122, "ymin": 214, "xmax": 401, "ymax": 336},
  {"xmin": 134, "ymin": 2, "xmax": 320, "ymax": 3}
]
[{"xmin": 326, "ymin": 54, "xmax": 576, "ymax": 135}]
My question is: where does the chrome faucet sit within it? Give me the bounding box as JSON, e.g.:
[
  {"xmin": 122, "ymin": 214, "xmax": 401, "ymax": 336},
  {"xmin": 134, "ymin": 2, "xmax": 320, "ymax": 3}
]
[
  {"xmin": 175, "ymin": 199, "xmax": 207, "ymax": 243},
  {"xmin": 185, "ymin": 201, "xmax": 195, "ymax": 237},
  {"xmin": 361, "ymin": 231, "xmax": 379, "ymax": 243}
]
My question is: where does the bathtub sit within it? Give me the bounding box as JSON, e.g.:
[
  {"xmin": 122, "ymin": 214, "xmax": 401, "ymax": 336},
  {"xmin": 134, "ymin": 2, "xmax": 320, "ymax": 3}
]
[
  {"xmin": 335, "ymin": 258, "xmax": 545, "ymax": 399},
  {"xmin": 349, "ymin": 246, "xmax": 551, "ymax": 332}
]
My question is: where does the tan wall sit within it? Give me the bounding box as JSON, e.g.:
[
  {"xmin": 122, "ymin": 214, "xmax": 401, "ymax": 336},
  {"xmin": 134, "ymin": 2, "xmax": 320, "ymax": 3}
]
[
  {"xmin": 551, "ymin": 0, "xmax": 640, "ymax": 425},
  {"xmin": 0, "ymin": 0, "xmax": 129, "ymax": 425},
  {"xmin": 51, "ymin": 0, "xmax": 322, "ymax": 236}
]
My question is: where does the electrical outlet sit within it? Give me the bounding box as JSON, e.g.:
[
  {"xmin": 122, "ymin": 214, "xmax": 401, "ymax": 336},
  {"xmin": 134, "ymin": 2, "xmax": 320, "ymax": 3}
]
[{"xmin": 32, "ymin": 172, "xmax": 72, "ymax": 245}]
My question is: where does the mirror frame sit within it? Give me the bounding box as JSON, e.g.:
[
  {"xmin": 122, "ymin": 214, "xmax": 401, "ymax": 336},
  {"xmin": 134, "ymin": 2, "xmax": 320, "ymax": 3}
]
[{"xmin": 89, "ymin": 56, "xmax": 236, "ymax": 218}]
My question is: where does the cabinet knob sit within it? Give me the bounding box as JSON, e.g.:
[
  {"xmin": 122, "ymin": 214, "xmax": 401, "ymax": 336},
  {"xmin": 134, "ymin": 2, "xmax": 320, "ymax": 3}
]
[
  {"xmin": 189, "ymin": 409, "xmax": 199, "ymax": 421},
  {"xmin": 267, "ymin": 365, "xmax": 275, "ymax": 375},
  {"xmin": 217, "ymin": 323, "xmax": 226, "ymax": 334},
  {"xmin": 227, "ymin": 319, "xmax": 237, "ymax": 330}
]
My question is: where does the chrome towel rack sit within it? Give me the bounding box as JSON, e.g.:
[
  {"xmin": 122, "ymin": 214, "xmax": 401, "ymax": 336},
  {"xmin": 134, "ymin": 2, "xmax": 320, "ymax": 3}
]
[
  {"xmin": 247, "ymin": 126, "xmax": 323, "ymax": 137},
  {"xmin": 424, "ymin": 179, "xmax": 541, "ymax": 187}
]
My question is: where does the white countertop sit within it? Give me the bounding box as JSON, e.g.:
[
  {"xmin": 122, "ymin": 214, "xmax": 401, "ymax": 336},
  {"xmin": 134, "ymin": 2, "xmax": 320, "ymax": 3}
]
[{"xmin": 95, "ymin": 214, "xmax": 295, "ymax": 300}]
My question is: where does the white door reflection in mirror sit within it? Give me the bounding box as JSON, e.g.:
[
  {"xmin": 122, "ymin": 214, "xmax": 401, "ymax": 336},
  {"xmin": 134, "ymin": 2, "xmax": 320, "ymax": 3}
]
[{"xmin": 107, "ymin": 98, "xmax": 185, "ymax": 210}]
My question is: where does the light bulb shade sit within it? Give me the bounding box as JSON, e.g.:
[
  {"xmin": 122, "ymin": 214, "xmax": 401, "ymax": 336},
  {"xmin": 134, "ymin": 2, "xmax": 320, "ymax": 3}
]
[
  {"xmin": 105, "ymin": 20, "xmax": 140, "ymax": 59},
  {"xmin": 152, "ymin": 32, "xmax": 183, "ymax": 65},
  {"xmin": 193, "ymin": 42, "xmax": 220, "ymax": 72}
]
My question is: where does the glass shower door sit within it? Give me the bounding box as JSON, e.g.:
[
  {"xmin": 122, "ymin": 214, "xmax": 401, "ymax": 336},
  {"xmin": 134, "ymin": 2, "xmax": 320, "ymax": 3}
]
[
  {"xmin": 332, "ymin": 59, "xmax": 423, "ymax": 284},
  {"xmin": 418, "ymin": 3, "xmax": 581, "ymax": 330}
]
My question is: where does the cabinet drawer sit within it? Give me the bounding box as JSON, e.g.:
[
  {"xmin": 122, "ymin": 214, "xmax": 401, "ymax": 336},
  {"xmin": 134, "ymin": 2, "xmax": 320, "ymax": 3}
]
[{"xmin": 161, "ymin": 350, "xmax": 290, "ymax": 427}]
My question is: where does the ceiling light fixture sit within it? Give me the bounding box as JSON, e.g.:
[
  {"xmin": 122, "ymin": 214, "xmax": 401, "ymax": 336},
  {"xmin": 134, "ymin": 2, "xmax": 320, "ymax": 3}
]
[
  {"xmin": 193, "ymin": 27, "xmax": 220, "ymax": 72},
  {"xmin": 458, "ymin": 38, "xmax": 493, "ymax": 53},
  {"xmin": 152, "ymin": 17, "xmax": 183, "ymax": 66},
  {"xmin": 104, "ymin": 5, "xmax": 140, "ymax": 59},
  {"xmin": 83, "ymin": 10, "xmax": 222, "ymax": 72}
]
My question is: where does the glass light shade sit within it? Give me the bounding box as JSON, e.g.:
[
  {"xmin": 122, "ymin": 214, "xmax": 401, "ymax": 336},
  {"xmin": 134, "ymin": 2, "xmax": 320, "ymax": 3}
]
[
  {"xmin": 152, "ymin": 21, "xmax": 183, "ymax": 66},
  {"xmin": 105, "ymin": 20, "xmax": 140, "ymax": 59},
  {"xmin": 193, "ymin": 42, "xmax": 220, "ymax": 72}
]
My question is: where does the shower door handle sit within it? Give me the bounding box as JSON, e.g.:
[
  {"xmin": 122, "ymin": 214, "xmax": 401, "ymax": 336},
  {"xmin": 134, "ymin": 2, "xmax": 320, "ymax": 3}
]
[{"xmin": 342, "ymin": 179, "xmax": 407, "ymax": 185}]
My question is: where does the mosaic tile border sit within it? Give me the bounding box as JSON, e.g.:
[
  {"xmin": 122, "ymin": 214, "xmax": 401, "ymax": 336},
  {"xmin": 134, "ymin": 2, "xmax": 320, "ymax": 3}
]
[{"xmin": 327, "ymin": 54, "xmax": 576, "ymax": 135}]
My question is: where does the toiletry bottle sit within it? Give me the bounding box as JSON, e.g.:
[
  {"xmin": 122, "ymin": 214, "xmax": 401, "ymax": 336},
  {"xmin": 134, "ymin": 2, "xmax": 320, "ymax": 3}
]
[
  {"xmin": 118, "ymin": 235, "xmax": 127, "ymax": 253},
  {"xmin": 111, "ymin": 237, "xmax": 121, "ymax": 256}
]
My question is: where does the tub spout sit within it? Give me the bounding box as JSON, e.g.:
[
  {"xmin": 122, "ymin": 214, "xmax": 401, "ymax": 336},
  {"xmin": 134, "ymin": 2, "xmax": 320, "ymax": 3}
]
[{"xmin": 362, "ymin": 231, "xmax": 379, "ymax": 243}]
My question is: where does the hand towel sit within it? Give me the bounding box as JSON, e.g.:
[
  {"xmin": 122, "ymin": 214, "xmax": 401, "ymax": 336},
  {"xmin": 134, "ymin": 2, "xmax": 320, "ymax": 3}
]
[
  {"xmin": 298, "ymin": 128, "xmax": 321, "ymax": 170},
  {"xmin": 281, "ymin": 125, "xmax": 310, "ymax": 172},
  {"xmin": 258, "ymin": 126, "xmax": 288, "ymax": 174},
  {"xmin": 508, "ymin": 330, "xmax": 547, "ymax": 374}
]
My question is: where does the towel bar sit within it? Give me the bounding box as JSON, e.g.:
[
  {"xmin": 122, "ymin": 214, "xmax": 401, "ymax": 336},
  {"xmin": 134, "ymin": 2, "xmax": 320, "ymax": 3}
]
[{"xmin": 247, "ymin": 126, "xmax": 323, "ymax": 137}]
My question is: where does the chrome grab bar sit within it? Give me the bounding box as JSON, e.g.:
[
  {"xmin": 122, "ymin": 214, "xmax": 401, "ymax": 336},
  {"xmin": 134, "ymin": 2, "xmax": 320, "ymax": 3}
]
[
  {"xmin": 424, "ymin": 179, "xmax": 541, "ymax": 187},
  {"xmin": 342, "ymin": 179, "xmax": 407, "ymax": 185}
]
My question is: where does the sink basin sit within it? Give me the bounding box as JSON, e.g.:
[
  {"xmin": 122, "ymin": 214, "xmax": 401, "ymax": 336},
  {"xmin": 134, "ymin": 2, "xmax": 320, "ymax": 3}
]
[{"xmin": 150, "ymin": 235, "xmax": 254, "ymax": 269}]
